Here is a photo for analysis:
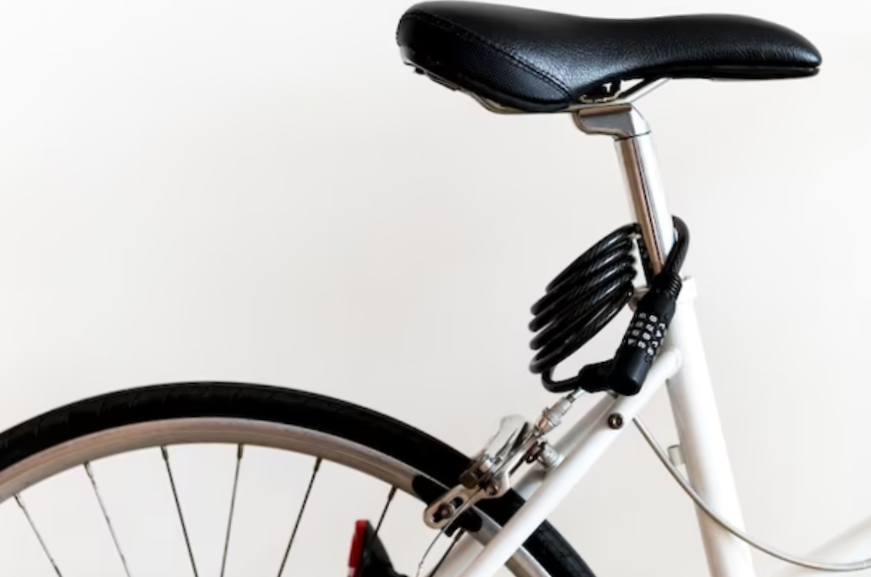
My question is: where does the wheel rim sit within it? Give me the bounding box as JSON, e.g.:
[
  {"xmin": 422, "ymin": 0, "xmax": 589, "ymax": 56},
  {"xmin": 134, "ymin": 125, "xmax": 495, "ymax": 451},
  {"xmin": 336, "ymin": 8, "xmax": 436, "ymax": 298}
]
[{"xmin": 0, "ymin": 417, "xmax": 550, "ymax": 577}]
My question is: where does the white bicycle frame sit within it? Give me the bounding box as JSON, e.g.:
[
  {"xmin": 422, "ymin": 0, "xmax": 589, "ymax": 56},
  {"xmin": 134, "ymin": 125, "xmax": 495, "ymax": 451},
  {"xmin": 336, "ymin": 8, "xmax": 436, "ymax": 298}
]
[{"xmin": 428, "ymin": 101, "xmax": 871, "ymax": 577}]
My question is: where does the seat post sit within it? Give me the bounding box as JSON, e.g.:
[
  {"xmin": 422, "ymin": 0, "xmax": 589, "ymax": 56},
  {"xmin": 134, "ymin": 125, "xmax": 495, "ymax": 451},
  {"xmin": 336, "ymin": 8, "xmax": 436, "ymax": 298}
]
[{"xmin": 573, "ymin": 104, "xmax": 675, "ymax": 272}]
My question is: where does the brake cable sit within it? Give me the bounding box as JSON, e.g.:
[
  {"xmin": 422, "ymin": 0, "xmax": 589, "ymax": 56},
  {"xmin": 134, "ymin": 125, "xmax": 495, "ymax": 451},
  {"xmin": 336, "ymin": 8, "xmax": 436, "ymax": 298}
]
[{"xmin": 635, "ymin": 417, "xmax": 871, "ymax": 572}]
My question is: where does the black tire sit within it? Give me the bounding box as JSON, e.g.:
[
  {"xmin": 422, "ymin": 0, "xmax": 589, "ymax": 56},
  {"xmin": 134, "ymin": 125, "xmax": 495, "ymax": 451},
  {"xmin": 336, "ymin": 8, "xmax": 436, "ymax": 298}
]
[{"xmin": 0, "ymin": 382, "xmax": 595, "ymax": 577}]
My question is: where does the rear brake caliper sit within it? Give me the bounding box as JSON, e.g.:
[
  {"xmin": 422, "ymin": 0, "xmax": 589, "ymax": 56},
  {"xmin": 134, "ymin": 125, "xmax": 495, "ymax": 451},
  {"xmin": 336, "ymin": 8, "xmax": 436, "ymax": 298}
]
[{"xmin": 423, "ymin": 393, "xmax": 579, "ymax": 529}]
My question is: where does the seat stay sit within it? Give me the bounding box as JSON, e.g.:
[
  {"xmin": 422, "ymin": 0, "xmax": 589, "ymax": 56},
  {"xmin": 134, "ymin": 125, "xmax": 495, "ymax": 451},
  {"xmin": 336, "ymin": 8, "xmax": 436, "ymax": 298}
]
[{"xmin": 455, "ymin": 350, "xmax": 682, "ymax": 577}]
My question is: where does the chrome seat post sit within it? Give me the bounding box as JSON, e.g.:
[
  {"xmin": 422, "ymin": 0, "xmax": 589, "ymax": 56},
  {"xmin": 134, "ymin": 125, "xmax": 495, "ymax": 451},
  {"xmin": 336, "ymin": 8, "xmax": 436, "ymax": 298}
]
[{"xmin": 573, "ymin": 104, "xmax": 675, "ymax": 272}]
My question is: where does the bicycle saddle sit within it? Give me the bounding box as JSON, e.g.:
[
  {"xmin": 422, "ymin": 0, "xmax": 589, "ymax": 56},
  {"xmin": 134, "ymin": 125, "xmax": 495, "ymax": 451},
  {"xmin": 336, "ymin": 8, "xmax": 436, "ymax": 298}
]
[{"xmin": 396, "ymin": 1, "xmax": 822, "ymax": 113}]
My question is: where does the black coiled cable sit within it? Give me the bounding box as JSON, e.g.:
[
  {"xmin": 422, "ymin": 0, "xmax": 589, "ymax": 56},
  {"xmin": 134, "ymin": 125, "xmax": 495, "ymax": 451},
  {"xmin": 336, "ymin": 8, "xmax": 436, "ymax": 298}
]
[{"xmin": 530, "ymin": 217, "xmax": 689, "ymax": 394}]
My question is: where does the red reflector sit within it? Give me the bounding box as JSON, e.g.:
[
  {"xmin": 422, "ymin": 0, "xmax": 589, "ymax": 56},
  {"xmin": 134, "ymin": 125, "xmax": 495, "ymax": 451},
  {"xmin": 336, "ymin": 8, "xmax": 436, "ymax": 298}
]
[{"xmin": 347, "ymin": 519, "xmax": 370, "ymax": 577}]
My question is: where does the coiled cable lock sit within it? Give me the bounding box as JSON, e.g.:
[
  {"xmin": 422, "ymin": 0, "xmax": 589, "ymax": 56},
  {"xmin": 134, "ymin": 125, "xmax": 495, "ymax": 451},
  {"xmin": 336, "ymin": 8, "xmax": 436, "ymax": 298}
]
[{"xmin": 529, "ymin": 217, "xmax": 690, "ymax": 395}]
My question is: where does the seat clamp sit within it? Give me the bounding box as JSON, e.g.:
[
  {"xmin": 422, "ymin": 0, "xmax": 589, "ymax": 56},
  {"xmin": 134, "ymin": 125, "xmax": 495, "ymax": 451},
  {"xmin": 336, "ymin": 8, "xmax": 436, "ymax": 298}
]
[{"xmin": 573, "ymin": 103, "xmax": 650, "ymax": 139}]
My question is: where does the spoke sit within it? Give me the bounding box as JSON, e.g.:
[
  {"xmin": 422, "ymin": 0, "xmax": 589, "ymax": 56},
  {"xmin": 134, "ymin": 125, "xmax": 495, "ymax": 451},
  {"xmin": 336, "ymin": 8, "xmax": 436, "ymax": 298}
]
[
  {"xmin": 15, "ymin": 494, "xmax": 63, "ymax": 577},
  {"xmin": 276, "ymin": 457, "xmax": 322, "ymax": 577},
  {"xmin": 416, "ymin": 531, "xmax": 443, "ymax": 577},
  {"xmin": 422, "ymin": 530, "xmax": 464, "ymax": 577},
  {"xmin": 161, "ymin": 446, "xmax": 200, "ymax": 577},
  {"xmin": 360, "ymin": 486, "xmax": 398, "ymax": 571},
  {"xmin": 219, "ymin": 445, "xmax": 244, "ymax": 577},
  {"xmin": 84, "ymin": 462, "xmax": 133, "ymax": 577}
]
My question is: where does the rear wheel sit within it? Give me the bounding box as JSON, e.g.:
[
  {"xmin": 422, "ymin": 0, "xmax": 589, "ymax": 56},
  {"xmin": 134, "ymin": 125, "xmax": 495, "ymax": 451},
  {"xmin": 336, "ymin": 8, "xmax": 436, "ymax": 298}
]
[{"xmin": 0, "ymin": 383, "xmax": 595, "ymax": 577}]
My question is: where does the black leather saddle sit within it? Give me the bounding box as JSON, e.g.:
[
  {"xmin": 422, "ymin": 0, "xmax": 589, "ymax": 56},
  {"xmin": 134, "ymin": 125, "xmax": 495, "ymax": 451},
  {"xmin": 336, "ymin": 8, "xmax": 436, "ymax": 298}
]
[{"xmin": 396, "ymin": 2, "xmax": 822, "ymax": 113}]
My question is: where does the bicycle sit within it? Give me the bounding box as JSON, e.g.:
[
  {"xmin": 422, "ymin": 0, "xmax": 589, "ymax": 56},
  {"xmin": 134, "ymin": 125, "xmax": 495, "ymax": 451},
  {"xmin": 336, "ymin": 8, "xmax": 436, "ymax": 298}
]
[{"xmin": 0, "ymin": 2, "xmax": 861, "ymax": 577}]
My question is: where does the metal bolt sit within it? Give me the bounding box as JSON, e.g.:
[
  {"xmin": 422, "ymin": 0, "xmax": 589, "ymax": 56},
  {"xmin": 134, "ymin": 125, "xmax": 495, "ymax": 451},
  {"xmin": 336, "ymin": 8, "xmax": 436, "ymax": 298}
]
[
  {"xmin": 436, "ymin": 503, "xmax": 455, "ymax": 520},
  {"xmin": 477, "ymin": 455, "xmax": 494, "ymax": 473},
  {"xmin": 536, "ymin": 443, "xmax": 563, "ymax": 469},
  {"xmin": 607, "ymin": 413, "xmax": 624, "ymax": 429}
]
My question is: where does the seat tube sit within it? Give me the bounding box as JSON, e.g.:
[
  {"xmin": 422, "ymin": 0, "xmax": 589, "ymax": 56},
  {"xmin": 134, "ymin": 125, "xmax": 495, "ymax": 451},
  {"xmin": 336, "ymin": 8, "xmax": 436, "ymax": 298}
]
[{"xmin": 575, "ymin": 105, "xmax": 756, "ymax": 577}]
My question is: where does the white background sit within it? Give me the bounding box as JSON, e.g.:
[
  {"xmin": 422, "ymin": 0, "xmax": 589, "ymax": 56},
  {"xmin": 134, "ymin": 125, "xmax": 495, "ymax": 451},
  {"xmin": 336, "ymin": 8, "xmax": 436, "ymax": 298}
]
[{"xmin": 0, "ymin": 0, "xmax": 868, "ymax": 576}]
